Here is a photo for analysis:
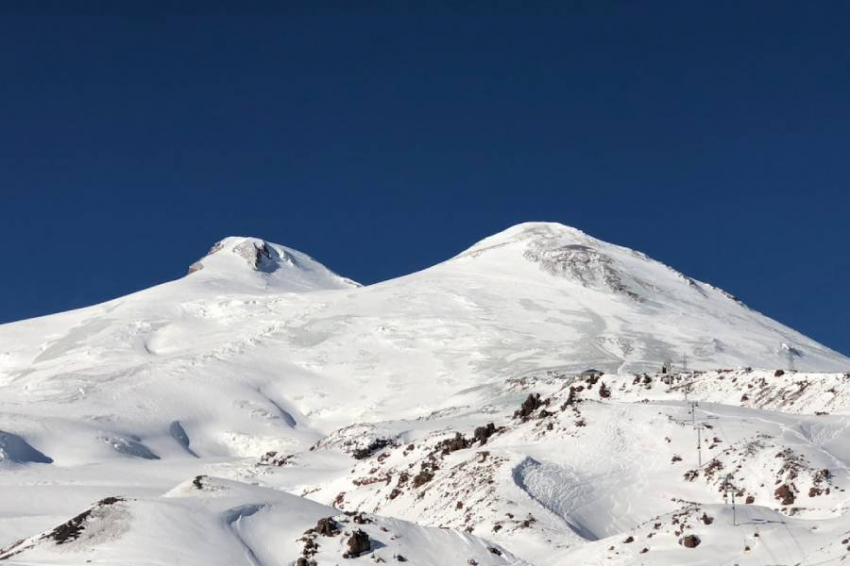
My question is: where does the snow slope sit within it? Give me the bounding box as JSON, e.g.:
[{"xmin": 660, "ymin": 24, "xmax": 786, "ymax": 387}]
[
  {"xmin": 287, "ymin": 368, "xmax": 850, "ymax": 565},
  {"xmin": 0, "ymin": 477, "xmax": 523, "ymax": 565},
  {"xmin": 0, "ymin": 222, "xmax": 847, "ymax": 565}
]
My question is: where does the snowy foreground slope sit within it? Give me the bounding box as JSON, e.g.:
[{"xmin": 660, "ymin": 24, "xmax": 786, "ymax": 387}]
[{"xmin": 0, "ymin": 223, "xmax": 848, "ymax": 565}]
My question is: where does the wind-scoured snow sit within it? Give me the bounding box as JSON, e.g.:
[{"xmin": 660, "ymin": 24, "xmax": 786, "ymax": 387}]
[{"xmin": 0, "ymin": 222, "xmax": 847, "ymax": 565}]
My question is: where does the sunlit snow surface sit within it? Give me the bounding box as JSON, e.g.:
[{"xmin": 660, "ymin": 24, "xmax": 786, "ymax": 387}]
[{"xmin": 0, "ymin": 223, "xmax": 847, "ymax": 565}]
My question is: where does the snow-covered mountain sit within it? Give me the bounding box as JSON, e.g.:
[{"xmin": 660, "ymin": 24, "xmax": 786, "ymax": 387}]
[
  {"xmin": 0, "ymin": 222, "xmax": 847, "ymax": 565},
  {"xmin": 186, "ymin": 236, "xmax": 360, "ymax": 293}
]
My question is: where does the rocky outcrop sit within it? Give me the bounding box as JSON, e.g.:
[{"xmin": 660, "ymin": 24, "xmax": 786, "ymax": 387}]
[{"xmin": 343, "ymin": 529, "xmax": 371, "ymax": 558}]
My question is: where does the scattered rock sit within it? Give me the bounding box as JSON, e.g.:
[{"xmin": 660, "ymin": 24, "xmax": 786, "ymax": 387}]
[
  {"xmin": 703, "ymin": 459, "xmax": 724, "ymax": 481},
  {"xmin": 315, "ymin": 517, "xmax": 341, "ymax": 537},
  {"xmin": 561, "ymin": 386, "xmax": 580, "ymax": 410},
  {"xmin": 258, "ymin": 451, "xmax": 293, "ymax": 466},
  {"xmin": 343, "ymin": 529, "xmax": 371, "ymax": 558},
  {"xmin": 775, "ymin": 483, "xmax": 796, "ymax": 506},
  {"xmin": 473, "ymin": 423, "xmax": 496, "ymax": 445},
  {"xmin": 514, "ymin": 394, "xmax": 543, "ymax": 420},
  {"xmin": 411, "ymin": 469, "xmax": 433, "ymax": 488},
  {"xmin": 437, "ymin": 433, "xmax": 470, "ymax": 455},
  {"xmin": 48, "ymin": 497, "xmax": 124, "ymax": 545},
  {"xmin": 681, "ymin": 534, "xmax": 701, "ymax": 548},
  {"xmin": 353, "ymin": 438, "xmax": 396, "ymax": 460},
  {"xmin": 350, "ymin": 512, "xmax": 372, "ymax": 525}
]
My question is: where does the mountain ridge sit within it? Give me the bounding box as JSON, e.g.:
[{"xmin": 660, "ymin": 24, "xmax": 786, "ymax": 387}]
[{"xmin": 0, "ymin": 221, "xmax": 848, "ymax": 565}]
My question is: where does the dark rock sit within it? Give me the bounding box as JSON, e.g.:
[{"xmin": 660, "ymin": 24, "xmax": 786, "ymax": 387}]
[
  {"xmin": 344, "ymin": 529, "xmax": 371, "ymax": 558},
  {"xmin": 437, "ymin": 433, "xmax": 470, "ymax": 455},
  {"xmin": 561, "ymin": 386, "xmax": 581, "ymax": 410},
  {"xmin": 814, "ymin": 468, "xmax": 831, "ymax": 483},
  {"xmin": 49, "ymin": 510, "xmax": 92, "ymax": 544},
  {"xmin": 703, "ymin": 459, "xmax": 724, "ymax": 481},
  {"xmin": 302, "ymin": 537, "xmax": 319, "ymax": 556},
  {"xmin": 681, "ymin": 535, "xmax": 701, "ymax": 548},
  {"xmin": 315, "ymin": 517, "xmax": 341, "ymax": 537},
  {"xmin": 48, "ymin": 497, "xmax": 124, "ymax": 545},
  {"xmin": 353, "ymin": 438, "xmax": 395, "ymax": 460},
  {"xmin": 775, "ymin": 484, "xmax": 796, "ymax": 506},
  {"xmin": 412, "ymin": 469, "xmax": 434, "ymax": 488},
  {"xmin": 473, "ymin": 423, "xmax": 497, "ymax": 445},
  {"xmin": 514, "ymin": 393, "xmax": 543, "ymax": 420},
  {"xmin": 258, "ymin": 451, "xmax": 293, "ymax": 466}
]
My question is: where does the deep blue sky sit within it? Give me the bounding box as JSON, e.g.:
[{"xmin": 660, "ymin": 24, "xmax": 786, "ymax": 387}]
[{"xmin": 1, "ymin": 2, "xmax": 848, "ymax": 354}]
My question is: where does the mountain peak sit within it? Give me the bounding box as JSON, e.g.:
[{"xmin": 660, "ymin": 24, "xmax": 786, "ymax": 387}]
[
  {"xmin": 447, "ymin": 222, "xmax": 755, "ymax": 313},
  {"xmin": 453, "ymin": 222, "xmax": 655, "ymax": 297},
  {"xmin": 186, "ymin": 236, "xmax": 359, "ymax": 292},
  {"xmin": 189, "ymin": 237, "xmax": 294, "ymax": 274},
  {"xmin": 461, "ymin": 222, "xmax": 590, "ymax": 255}
]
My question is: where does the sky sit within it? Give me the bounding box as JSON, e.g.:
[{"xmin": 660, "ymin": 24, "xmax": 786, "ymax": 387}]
[{"xmin": 0, "ymin": 2, "xmax": 848, "ymax": 355}]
